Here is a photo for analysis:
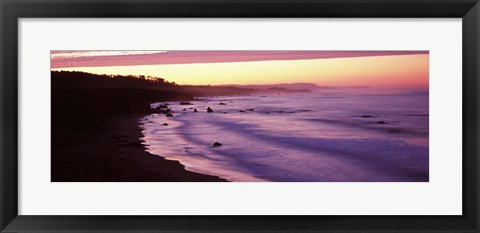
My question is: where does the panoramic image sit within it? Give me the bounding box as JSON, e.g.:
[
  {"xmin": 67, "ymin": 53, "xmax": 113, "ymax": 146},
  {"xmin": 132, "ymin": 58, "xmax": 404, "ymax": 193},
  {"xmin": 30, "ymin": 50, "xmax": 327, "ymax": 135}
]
[{"xmin": 51, "ymin": 50, "xmax": 429, "ymax": 182}]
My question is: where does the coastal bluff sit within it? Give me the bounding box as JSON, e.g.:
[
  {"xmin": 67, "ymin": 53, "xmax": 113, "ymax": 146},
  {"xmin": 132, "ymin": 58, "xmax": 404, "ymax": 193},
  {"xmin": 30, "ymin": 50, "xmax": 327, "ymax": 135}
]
[{"xmin": 51, "ymin": 71, "xmax": 226, "ymax": 182}]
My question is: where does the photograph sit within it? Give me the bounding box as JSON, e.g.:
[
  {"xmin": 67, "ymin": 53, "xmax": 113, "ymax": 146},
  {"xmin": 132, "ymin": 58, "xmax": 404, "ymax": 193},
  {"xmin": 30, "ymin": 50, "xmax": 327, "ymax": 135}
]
[
  {"xmin": 3, "ymin": 0, "xmax": 478, "ymax": 231},
  {"xmin": 51, "ymin": 50, "xmax": 429, "ymax": 182}
]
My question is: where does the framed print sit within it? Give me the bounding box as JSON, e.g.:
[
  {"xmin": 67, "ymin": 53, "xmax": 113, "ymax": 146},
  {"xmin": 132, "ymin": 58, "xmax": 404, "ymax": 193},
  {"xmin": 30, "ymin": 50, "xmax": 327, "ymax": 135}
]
[{"xmin": 1, "ymin": 0, "xmax": 479, "ymax": 232}]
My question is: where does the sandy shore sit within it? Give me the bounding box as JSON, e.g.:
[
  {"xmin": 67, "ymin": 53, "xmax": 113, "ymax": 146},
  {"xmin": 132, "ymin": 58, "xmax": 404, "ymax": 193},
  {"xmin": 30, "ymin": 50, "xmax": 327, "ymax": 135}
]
[{"xmin": 51, "ymin": 114, "xmax": 226, "ymax": 182}]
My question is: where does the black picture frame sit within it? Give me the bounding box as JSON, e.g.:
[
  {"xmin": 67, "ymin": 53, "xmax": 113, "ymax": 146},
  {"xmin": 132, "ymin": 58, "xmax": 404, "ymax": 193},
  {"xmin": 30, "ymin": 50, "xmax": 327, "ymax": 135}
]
[{"xmin": 1, "ymin": 0, "xmax": 479, "ymax": 232}]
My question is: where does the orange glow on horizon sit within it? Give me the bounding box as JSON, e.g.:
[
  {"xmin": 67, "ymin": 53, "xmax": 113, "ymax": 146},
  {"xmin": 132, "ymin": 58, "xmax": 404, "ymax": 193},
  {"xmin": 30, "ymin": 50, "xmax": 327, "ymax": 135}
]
[{"xmin": 52, "ymin": 54, "xmax": 428, "ymax": 89}]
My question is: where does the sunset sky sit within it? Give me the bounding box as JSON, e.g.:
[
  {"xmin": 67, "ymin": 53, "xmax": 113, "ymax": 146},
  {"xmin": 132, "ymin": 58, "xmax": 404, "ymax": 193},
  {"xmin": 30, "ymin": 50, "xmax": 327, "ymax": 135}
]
[{"xmin": 51, "ymin": 50, "xmax": 429, "ymax": 88}]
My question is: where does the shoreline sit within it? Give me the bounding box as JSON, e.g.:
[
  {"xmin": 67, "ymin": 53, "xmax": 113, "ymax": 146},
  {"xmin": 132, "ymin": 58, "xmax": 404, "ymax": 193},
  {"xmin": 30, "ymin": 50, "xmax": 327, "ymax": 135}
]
[{"xmin": 51, "ymin": 113, "xmax": 226, "ymax": 182}]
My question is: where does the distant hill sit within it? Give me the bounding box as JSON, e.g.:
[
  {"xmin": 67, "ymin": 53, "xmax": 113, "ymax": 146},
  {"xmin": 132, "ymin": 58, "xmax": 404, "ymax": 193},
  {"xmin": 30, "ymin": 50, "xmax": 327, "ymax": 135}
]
[
  {"xmin": 324, "ymin": 86, "xmax": 371, "ymax": 89},
  {"xmin": 222, "ymin": 83, "xmax": 370, "ymax": 91},
  {"xmin": 222, "ymin": 83, "xmax": 319, "ymax": 91}
]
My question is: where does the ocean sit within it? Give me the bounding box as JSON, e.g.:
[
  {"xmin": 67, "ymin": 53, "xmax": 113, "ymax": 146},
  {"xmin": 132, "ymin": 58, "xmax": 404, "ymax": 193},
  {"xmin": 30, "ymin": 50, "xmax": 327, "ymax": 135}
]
[{"xmin": 140, "ymin": 91, "xmax": 429, "ymax": 182}]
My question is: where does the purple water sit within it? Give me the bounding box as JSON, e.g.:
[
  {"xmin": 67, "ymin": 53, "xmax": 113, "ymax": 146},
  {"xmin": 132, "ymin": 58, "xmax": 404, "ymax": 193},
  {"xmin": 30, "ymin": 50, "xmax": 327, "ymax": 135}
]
[{"xmin": 139, "ymin": 91, "xmax": 429, "ymax": 182}]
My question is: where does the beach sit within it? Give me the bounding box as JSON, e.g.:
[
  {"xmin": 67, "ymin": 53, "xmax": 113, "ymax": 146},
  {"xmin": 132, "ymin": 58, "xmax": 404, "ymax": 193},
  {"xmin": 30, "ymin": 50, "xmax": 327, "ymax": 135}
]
[
  {"xmin": 52, "ymin": 114, "xmax": 225, "ymax": 182},
  {"xmin": 51, "ymin": 88, "xmax": 226, "ymax": 182}
]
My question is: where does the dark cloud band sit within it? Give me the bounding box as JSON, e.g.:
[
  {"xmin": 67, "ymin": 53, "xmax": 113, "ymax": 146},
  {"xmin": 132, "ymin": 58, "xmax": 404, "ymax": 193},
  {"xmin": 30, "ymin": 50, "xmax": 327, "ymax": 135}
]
[{"xmin": 51, "ymin": 50, "xmax": 429, "ymax": 69}]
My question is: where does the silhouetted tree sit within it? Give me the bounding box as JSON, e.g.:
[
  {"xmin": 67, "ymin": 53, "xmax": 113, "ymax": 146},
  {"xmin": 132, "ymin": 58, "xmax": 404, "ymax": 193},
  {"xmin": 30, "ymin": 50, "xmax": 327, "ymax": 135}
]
[{"xmin": 51, "ymin": 71, "xmax": 177, "ymax": 90}]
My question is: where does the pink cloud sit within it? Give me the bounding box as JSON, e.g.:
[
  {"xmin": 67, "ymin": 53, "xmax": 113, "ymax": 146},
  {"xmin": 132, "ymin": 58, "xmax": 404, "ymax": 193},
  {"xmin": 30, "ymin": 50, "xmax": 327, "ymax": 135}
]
[{"xmin": 51, "ymin": 50, "xmax": 429, "ymax": 69}]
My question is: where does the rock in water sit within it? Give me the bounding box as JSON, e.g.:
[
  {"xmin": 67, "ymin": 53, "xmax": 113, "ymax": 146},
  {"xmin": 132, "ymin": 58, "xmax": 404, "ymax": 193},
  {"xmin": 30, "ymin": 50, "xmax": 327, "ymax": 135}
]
[
  {"xmin": 213, "ymin": 142, "xmax": 222, "ymax": 147},
  {"xmin": 207, "ymin": 107, "xmax": 214, "ymax": 113},
  {"xmin": 166, "ymin": 113, "xmax": 174, "ymax": 117},
  {"xmin": 376, "ymin": 121, "xmax": 387, "ymax": 124},
  {"xmin": 180, "ymin": 101, "xmax": 193, "ymax": 105},
  {"xmin": 153, "ymin": 108, "xmax": 172, "ymax": 114},
  {"xmin": 361, "ymin": 115, "xmax": 373, "ymax": 118},
  {"xmin": 162, "ymin": 123, "xmax": 168, "ymax": 126},
  {"xmin": 193, "ymin": 108, "xmax": 198, "ymax": 112},
  {"xmin": 219, "ymin": 103, "xmax": 226, "ymax": 105},
  {"xmin": 239, "ymin": 110, "xmax": 245, "ymax": 112},
  {"xmin": 182, "ymin": 108, "xmax": 187, "ymax": 111}
]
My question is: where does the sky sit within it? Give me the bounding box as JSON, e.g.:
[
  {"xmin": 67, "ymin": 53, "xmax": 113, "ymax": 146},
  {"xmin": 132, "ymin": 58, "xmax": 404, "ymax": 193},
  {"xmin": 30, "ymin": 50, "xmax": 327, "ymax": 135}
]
[{"xmin": 51, "ymin": 50, "xmax": 429, "ymax": 88}]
